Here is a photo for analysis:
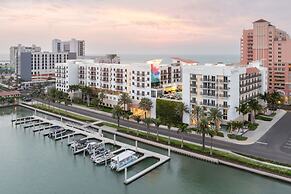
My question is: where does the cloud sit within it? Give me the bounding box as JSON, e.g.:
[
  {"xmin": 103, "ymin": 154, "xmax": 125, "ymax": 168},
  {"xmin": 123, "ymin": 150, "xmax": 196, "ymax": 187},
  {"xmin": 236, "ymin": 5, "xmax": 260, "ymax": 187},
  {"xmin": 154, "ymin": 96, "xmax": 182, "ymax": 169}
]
[{"xmin": 0, "ymin": 0, "xmax": 290, "ymax": 55}]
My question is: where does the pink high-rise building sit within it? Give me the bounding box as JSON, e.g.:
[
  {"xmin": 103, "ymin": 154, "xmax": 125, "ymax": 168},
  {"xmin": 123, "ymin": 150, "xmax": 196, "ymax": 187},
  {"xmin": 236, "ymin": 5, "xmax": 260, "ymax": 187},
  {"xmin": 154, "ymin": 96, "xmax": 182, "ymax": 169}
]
[{"xmin": 240, "ymin": 19, "xmax": 291, "ymax": 103}]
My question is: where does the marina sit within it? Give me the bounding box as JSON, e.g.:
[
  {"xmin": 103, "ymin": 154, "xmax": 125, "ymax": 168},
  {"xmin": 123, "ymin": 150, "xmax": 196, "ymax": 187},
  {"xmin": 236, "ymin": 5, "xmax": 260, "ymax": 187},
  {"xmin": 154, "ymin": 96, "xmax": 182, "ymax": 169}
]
[
  {"xmin": 1, "ymin": 107, "xmax": 291, "ymax": 194},
  {"xmin": 11, "ymin": 114, "xmax": 171, "ymax": 185}
]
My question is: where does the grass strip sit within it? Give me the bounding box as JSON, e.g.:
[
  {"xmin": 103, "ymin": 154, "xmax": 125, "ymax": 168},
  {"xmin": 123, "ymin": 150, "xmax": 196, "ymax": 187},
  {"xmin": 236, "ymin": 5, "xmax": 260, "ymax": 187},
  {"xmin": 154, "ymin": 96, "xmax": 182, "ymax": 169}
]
[
  {"xmin": 31, "ymin": 104, "xmax": 96, "ymax": 123},
  {"xmin": 103, "ymin": 122, "xmax": 291, "ymax": 178}
]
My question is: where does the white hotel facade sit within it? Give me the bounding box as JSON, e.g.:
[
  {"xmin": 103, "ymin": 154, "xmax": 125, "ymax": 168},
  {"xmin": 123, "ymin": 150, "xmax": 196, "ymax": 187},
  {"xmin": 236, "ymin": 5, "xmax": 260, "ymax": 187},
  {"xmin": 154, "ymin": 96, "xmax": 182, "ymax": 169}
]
[
  {"xmin": 182, "ymin": 61, "xmax": 268, "ymax": 123},
  {"xmin": 56, "ymin": 58, "xmax": 267, "ymax": 122}
]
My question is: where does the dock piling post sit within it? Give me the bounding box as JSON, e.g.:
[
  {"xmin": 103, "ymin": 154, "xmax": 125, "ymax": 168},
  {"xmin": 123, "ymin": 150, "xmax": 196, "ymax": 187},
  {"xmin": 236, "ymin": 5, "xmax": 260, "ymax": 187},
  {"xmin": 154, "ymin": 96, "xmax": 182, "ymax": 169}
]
[
  {"xmin": 34, "ymin": 109, "xmax": 36, "ymax": 116},
  {"xmin": 114, "ymin": 134, "xmax": 116, "ymax": 145},
  {"xmin": 61, "ymin": 116, "xmax": 63, "ymax": 122},
  {"xmin": 135, "ymin": 141, "xmax": 138, "ymax": 151},
  {"xmin": 168, "ymin": 146, "xmax": 171, "ymax": 157},
  {"xmin": 68, "ymin": 134, "xmax": 70, "ymax": 144},
  {"xmin": 105, "ymin": 154, "xmax": 107, "ymax": 166},
  {"xmin": 124, "ymin": 167, "xmax": 127, "ymax": 181},
  {"xmin": 83, "ymin": 150, "xmax": 85, "ymax": 158}
]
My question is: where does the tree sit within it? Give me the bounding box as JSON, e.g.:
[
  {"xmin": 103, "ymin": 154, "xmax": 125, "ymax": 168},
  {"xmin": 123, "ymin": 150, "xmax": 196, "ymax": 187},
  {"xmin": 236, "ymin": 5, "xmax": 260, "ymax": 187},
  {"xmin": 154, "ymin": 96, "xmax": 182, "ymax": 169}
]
[
  {"xmin": 143, "ymin": 117, "xmax": 152, "ymax": 137},
  {"xmin": 118, "ymin": 93, "xmax": 132, "ymax": 111},
  {"xmin": 208, "ymin": 108, "xmax": 222, "ymax": 132},
  {"xmin": 248, "ymin": 99, "xmax": 262, "ymax": 123},
  {"xmin": 227, "ymin": 121, "xmax": 235, "ymax": 133},
  {"xmin": 177, "ymin": 123, "xmax": 189, "ymax": 148},
  {"xmin": 112, "ymin": 105, "xmax": 123, "ymax": 127},
  {"xmin": 68, "ymin": 85, "xmax": 80, "ymax": 92},
  {"xmin": 165, "ymin": 119, "xmax": 173, "ymax": 145},
  {"xmin": 91, "ymin": 96, "xmax": 101, "ymax": 109},
  {"xmin": 152, "ymin": 117, "xmax": 162, "ymax": 141},
  {"xmin": 196, "ymin": 117, "xmax": 210, "ymax": 150},
  {"xmin": 139, "ymin": 98, "xmax": 153, "ymax": 118},
  {"xmin": 191, "ymin": 105, "xmax": 204, "ymax": 127},
  {"xmin": 175, "ymin": 102, "xmax": 189, "ymax": 120},
  {"xmin": 132, "ymin": 115, "xmax": 142, "ymax": 136},
  {"xmin": 81, "ymin": 86, "xmax": 93, "ymax": 106},
  {"xmin": 98, "ymin": 91, "xmax": 106, "ymax": 107},
  {"xmin": 208, "ymin": 129, "xmax": 216, "ymax": 155},
  {"xmin": 235, "ymin": 102, "xmax": 250, "ymax": 122}
]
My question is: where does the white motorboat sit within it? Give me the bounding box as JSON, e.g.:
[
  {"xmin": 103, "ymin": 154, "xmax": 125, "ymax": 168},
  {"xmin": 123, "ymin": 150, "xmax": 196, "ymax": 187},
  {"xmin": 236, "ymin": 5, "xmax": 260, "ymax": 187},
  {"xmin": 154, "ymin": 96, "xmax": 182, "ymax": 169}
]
[{"xmin": 110, "ymin": 150, "xmax": 138, "ymax": 171}]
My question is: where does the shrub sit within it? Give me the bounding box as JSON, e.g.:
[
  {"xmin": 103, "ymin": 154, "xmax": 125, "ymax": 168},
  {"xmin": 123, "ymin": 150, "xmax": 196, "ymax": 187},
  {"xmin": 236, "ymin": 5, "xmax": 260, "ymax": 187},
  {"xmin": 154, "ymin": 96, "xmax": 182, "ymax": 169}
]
[
  {"xmin": 227, "ymin": 134, "xmax": 248, "ymax": 141},
  {"xmin": 216, "ymin": 131, "xmax": 224, "ymax": 137},
  {"xmin": 236, "ymin": 135, "xmax": 248, "ymax": 141},
  {"xmin": 256, "ymin": 115, "xmax": 272, "ymax": 121},
  {"xmin": 227, "ymin": 134, "xmax": 236, "ymax": 139},
  {"xmin": 247, "ymin": 122, "xmax": 259, "ymax": 131}
]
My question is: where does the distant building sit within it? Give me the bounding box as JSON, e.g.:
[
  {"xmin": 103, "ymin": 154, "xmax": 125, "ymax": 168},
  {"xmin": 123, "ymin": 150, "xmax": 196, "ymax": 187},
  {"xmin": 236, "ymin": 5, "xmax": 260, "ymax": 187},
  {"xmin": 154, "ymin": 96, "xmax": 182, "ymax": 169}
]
[
  {"xmin": 240, "ymin": 19, "xmax": 291, "ymax": 103},
  {"xmin": 10, "ymin": 44, "xmax": 41, "ymax": 76},
  {"xmin": 182, "ymin": 61, "xmax": 268, "ymax": 123},
  {"xmin": 20, "ymin": 52, "xmax": 76, "ymax": 81},
  {"xmin": 52, "ymin": 38, "xmax": 85, "ymax": 57}
]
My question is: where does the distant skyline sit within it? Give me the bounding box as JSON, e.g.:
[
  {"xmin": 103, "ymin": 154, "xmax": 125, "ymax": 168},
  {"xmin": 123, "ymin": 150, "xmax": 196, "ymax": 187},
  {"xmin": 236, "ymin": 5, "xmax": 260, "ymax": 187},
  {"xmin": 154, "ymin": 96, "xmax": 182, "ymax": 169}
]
[{"xmin": 0, "ymin": 0, "xmax": 291, "ymax": 56}]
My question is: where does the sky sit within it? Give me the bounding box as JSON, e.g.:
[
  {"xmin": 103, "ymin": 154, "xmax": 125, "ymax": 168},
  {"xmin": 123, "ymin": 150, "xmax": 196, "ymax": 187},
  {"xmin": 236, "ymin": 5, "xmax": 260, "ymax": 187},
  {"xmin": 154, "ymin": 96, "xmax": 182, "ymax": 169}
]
[{"xmin": 0, "ymin": 0, "xmax": 290, "ymax": 56}]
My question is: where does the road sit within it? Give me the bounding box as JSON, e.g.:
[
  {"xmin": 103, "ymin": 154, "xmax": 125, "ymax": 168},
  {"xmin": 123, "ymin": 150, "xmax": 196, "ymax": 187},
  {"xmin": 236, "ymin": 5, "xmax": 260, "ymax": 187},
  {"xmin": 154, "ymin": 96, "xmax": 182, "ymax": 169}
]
[{"xmin": 34, "ymin": 99, "xmax": 291, "ymax": 165}]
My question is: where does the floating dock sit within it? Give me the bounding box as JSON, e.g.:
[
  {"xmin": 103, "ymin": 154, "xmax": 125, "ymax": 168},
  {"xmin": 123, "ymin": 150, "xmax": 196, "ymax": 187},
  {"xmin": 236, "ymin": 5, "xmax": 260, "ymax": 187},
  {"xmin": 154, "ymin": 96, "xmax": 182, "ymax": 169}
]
[{"xmin": 12, "ymin": 115, "xmax": 170, "ymax": 185}]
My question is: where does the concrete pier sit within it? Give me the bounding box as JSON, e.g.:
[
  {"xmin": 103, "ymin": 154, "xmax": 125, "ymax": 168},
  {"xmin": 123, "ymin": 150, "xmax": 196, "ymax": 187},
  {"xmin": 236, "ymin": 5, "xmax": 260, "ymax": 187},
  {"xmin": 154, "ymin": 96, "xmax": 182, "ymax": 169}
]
[{"xmin": 12, "ymin": 115, "xmax": 170, "ymax": 185}]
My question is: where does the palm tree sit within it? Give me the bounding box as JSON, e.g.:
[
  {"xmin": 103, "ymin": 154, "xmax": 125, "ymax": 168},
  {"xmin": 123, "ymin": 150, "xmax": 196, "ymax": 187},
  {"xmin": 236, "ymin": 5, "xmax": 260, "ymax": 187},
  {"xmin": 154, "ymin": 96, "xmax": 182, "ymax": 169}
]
[
  {"xmin": 139, "ymin": 98, "xmax": 153, "ymax": 118},
  {"xmin": 98, "ymin": 91, "xmax": 106, "ymax": 108},
  {"xmin": 68, "ymin": 85, "xmax": 80, "ymax": 92},
  {"xmin": 152, "ymin": 117, "xmax": 162, "ymax": 141},
  {"xmin": 235, "ymin": 102, "xmax": 250, "ymax": 122},
  {"xmin": 196, "ymin": 117, "xmax": 210, "ymax": 150},
  {"xmin": 118, "ymin": 93, "xmax": 132, "ymax": 111},
  {"xmin": 132, "ymin": 115, "xmax": 141, "ymax": 135},
  {"xmin": 91, "ymin": 96, "xmax": 101, "ymax": 109},
  {"xmin": 81, "ymin": 86, "xmax": 93, "ymax": 106},
  {"xmin": 248, "ymin": 99, "xmax": 262, "ymax": 123},
  {"xmin": 165, "ymin": 119, "xmax": 173, "ymax": 145},
  {"xmin": 175, "ymin": 102, "xmax": 189, "ymax": 120},
  {"xmin": 227, "ymin": 121, "xmax": 235, "ymax": 133},
  {"xmin": 208, "ymin": 108, "xmax": 222, "ymax": 132},
  {"xmin": 143, "ymin": 118, "xmax": 152, "ymax": 137},
  {"xmin": 208, "ymin": 128, "xmax": 216, "ymax": 155},
  {"xmin": 191, "ymin": 105, "xmax": 204, "ymax": 127},
  {"xmin": 112, "ymin": 105, "xmax": 123, "ymax": 128},
  {"xmin": 177, "ymin": 123, "xmax": 189, "ymax": 148}
]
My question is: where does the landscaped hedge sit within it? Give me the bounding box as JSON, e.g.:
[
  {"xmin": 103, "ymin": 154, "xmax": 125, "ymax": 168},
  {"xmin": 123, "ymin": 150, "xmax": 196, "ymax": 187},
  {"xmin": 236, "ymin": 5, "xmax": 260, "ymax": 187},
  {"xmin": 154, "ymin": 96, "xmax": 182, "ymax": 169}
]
[
  {"xmin": 256, "ymin": 115, "xmax": 273, "ymax": 121},
  {"xmin": 227, "ymin": 134, "xmax": 248, "ymax": 141},
  {"xmin": 156, "ymin": 99, "xmax": 183, "ymax": 126},
  {"xmin": 216, "ymin": 131, "xmax": 224, "ymax": 137},
  {"xmin": 247, "ymin": 122, "xmax": 259, "ymax": 131}
]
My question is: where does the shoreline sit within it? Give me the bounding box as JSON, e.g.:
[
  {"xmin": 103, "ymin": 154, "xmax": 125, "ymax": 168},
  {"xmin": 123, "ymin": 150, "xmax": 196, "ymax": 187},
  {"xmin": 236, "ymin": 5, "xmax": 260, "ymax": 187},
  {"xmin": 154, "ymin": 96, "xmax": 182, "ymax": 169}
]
[{"xmin": 13, "ymin": 103, "xmax": 291, "ymax": 184}]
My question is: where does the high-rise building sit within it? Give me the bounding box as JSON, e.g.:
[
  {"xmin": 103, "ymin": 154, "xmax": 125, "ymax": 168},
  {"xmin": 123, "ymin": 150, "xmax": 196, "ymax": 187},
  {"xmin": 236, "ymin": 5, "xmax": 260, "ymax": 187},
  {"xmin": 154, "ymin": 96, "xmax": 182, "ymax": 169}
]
[
  {"xmin": 10, "ymin": 44, "xmax": 41, "ymax": 75},
  {"xmin": 240, "ymin": 19, "xmax": 291, "ymax": 103},
  {"xmin": 52, "ymin": 38, "xmax": 85, "ymax": 57}
]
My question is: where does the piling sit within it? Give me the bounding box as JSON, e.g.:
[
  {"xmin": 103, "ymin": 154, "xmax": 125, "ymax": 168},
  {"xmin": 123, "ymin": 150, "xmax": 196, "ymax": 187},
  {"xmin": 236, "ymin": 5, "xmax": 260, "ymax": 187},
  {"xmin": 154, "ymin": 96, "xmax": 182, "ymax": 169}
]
[{"xmin": 124, "ymin": 167, "xmax": 128, "ymax": 181}]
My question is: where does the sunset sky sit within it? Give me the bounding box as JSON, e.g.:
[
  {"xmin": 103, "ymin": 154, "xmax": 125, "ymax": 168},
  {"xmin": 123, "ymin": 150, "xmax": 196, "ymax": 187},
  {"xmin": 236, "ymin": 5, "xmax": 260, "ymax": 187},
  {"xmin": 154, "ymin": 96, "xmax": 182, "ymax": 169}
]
[{"xmin": 0, "ymin": 0, "xmax": 290, "ymax": 55}]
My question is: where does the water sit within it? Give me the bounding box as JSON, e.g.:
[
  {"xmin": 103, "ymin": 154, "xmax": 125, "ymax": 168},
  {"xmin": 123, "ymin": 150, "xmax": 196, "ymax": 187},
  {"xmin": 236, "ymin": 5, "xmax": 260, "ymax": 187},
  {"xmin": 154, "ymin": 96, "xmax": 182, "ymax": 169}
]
[
  {"xmin": 0, "ymin": 106, "xmax": 291, "ymax": 194},
  {"xmin": 119, "ymin": 54, "xmax": 240, "ymax": 64}
]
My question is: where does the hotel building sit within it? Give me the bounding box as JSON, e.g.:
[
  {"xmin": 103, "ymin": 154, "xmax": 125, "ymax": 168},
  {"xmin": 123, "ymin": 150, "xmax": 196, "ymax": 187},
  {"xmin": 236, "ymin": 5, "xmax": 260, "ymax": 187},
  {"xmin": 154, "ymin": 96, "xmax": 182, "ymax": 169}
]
[
  {"xmin": 182, "ymin": 61, "xmax": 268, "ymax": 123},
  {"xmin": 52, "ymin": 38, "xmax": 85, "ymax": 57},
  {"xmin": 10, "ymin": 44, "xmax": 41, "ymax": 76},
  {"xmin": 55, "ymin": 58, "xmax": 193, "ymax": 113},
  {"xmin": 240, "ymin": 19, "xmax": 291, "ymax": 103}
]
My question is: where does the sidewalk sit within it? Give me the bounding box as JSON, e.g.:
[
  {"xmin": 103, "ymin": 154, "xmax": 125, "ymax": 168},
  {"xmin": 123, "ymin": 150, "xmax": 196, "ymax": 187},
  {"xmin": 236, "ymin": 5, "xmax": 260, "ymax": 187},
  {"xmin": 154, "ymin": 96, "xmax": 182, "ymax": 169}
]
[{"xmin": 213, "ymin": 109, "xmax": 287, "ymax": 145}]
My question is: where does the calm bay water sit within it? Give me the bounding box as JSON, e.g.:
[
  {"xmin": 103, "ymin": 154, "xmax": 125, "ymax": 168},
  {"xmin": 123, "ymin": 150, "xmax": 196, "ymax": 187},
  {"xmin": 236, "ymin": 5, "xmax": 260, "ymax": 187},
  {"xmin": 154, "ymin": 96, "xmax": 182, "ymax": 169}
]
[{"xmin": 0, "ymin": 106, "xmax": 291, "ymax": 194}]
